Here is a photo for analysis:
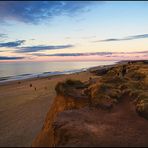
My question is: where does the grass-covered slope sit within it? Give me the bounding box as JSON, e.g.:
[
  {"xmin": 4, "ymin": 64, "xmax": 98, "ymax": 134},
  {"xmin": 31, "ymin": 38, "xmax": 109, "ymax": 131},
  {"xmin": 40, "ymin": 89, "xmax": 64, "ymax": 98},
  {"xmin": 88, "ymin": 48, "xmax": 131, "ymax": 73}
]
[{"xmin": 32, "ymin": 61, "xmax": 148, "ymax": 147}]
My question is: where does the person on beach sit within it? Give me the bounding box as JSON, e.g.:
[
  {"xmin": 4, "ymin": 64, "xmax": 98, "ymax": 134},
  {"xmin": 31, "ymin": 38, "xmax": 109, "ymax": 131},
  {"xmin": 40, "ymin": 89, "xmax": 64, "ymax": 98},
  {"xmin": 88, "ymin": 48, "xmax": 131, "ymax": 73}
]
[{"xmin": 121, "ymin": 65, "xmax": 127, "ymax": 77}]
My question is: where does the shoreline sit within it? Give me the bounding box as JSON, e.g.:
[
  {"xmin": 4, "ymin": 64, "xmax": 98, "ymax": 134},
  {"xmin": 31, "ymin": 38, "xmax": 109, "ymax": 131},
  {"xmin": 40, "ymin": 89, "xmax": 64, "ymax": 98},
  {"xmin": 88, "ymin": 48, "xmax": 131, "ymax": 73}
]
[
  {"xmin": 0, "ymin": 61, "xmax": 118, "ymax": 85},
  {"xmin": 0, "ymin": 69, "xmax": 85, "ymax": 86}
]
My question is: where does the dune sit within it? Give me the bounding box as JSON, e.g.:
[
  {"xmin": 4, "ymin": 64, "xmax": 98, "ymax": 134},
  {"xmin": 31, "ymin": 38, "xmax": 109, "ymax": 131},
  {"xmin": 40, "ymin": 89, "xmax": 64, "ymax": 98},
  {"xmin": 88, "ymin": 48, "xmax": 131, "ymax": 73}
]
[{"xmin": 32, "ymin": 60, "xmax": 148, "ymax": 147}]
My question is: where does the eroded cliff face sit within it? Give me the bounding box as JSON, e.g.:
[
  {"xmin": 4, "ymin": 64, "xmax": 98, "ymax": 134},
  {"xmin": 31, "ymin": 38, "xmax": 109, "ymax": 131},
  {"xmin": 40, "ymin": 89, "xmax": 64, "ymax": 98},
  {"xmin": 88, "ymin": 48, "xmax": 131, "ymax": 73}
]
[
  {"xmin": 32, "ymin": 61, "xmax": 148, "ymax": 147},
  {"xmin": 32, "ymin": 80, "xmax": 90, "ymax": 147}
]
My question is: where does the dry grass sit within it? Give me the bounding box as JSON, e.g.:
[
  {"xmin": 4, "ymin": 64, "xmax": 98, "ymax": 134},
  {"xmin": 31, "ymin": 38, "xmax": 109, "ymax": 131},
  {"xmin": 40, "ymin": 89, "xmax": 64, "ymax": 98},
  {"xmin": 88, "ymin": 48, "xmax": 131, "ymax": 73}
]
[
  {"xmin": 55, "ymin": 79, "xmax": 86, "ymax": 96},
  {"xmin": 56, "ymin": 61, "xmax": 148, "ymax": 117},
  {"xmin": 127, "ymin": 71, "xmax": 146, "ymax": 81},
  {"xmin": 136, "ymin": 99, "xmax": 148, "ymax": 119}
]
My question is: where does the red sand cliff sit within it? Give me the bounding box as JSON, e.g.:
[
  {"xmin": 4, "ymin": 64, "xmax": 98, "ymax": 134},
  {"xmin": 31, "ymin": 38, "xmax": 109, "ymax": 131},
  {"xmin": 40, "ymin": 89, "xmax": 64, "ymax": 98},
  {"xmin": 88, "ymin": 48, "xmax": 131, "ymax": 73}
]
[{"xmin": 32, "ymin": 61, "xmax": 148, "ymax": 147}]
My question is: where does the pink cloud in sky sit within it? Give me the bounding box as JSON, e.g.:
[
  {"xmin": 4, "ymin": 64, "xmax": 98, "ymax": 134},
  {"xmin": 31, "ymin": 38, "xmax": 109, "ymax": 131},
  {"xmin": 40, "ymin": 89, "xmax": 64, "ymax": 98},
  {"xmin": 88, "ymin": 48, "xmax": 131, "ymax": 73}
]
[
  {"xmin": 0, "ymin": 51, "xmax": 148, "ymax": 62},
  {"xmin": 33, "ymin": 52, "xmax": 148, "ymax": 62}
]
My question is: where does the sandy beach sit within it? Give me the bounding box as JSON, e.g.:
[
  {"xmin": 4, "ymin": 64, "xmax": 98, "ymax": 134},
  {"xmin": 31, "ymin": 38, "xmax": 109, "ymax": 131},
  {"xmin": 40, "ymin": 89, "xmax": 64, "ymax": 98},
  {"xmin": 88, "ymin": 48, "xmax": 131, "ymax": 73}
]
[{"xmin": 0, "ymin": 70, "xmax": 93, "ymax": 147}]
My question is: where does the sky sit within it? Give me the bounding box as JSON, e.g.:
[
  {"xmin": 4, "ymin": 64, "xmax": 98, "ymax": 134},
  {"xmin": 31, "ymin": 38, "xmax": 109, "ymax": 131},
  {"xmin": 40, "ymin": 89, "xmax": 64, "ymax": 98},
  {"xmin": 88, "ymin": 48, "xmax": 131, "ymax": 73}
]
[{"xmin": 0, "ymin": 1, "xmax": 148, "ymax": 62}]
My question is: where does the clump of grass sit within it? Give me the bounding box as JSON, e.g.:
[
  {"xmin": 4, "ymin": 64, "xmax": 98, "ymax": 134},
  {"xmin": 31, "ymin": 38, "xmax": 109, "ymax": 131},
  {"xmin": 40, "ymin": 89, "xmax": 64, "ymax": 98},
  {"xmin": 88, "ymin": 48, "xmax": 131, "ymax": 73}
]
[
  {"xmin": 55, "ymin": 79, "xmax": 85, "ymax": 95},
  {"xmin": 103, "ymin": 75, "xmax": 125, "ymax": 85},
  {"xmin": 55, "ymin": 82, "xmax": 67, "ymax": 95},
  {"xmin": 92, "ymin": 68, "xmax": 110, "ymax": 76},
  {"xmin": 128, "ymin": 71, "xmax": 146, "ymax": 81},
  {"xmin": 108, "ymin": 89, "xmax": 121, "ymax": 100},
  {"xmin": 121, "ymin": 88, "xmax": 143, "ymax": 101},
  {"xmin": 125, "ymin": 80, "xmax": 147, "ymax": 90},
  {"xmin": 89, "ymin": 82, "xmax": 121, "ymax": 107},
  {"xmin": 136, "ymin": 98, "xmax": 148, "ymax": 119},
  {"xmin": 65, "ymin": 79, "xmax": 85, "ymax": 88},
  {"xmin": 99, "ymin": 83, "xmax": 113, "ymax": 92}
]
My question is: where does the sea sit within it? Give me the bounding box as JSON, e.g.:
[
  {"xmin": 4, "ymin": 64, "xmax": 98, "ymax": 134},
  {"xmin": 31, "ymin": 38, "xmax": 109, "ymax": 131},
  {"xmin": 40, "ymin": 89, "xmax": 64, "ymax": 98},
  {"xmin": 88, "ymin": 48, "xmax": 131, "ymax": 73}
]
[{"xmin": 0, "ymin": 61, "xmax": 117, "ymax": 83}]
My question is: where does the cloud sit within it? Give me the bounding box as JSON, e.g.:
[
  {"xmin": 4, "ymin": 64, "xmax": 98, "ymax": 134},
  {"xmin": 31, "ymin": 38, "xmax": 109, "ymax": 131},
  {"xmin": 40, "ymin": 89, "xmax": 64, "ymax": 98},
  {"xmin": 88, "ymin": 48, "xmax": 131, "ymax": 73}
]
[
  {"xmin": 118, "ymin": 50, "xmax": 148, "ymax": 54},
  {"xmin": 33, "ymin": 52, "xmax": 112, "ymax": 57},
  {"xmin": 0, "ymin": 33, "xmax": 7, "ymax": 38},
  {"xmin": 0, "ymin": 1, "xmax": 97, "ymax": 24},
  {"xmin": 136, "ymin": 50, "xmax": 148, "ymax": 54},
  {"xmin": 15, "ymin": 44, "xmax": 74, "ymax": 53},
  {"xmin": 0, "ymin": 40, "xmax": 25, "ymax": 48},
  {"xmin": 0, "ymin": 56, "xmax": 24, "ymax": 60},
  {"xmin": 99, "ymin": 38, "xmax": 120, "ymax": 42},
  {"xmin": 97, "ymin": 34, "xmax": 148, "ymax": 42},
  {"xmin": 33, "ymin": 50, "xmax": 148, "ymax": 57},
  {"xmin": 82, "ymin": 36, "xmax": 96, "ymax": 39}
]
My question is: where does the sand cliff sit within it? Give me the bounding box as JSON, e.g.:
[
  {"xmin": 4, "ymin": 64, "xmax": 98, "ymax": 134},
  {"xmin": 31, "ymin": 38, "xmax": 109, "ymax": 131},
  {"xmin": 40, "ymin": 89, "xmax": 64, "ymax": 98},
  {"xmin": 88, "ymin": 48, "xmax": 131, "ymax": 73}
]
[{"xmin": 32, "ymin": 61, "xmax": 148, "ymax": 147}]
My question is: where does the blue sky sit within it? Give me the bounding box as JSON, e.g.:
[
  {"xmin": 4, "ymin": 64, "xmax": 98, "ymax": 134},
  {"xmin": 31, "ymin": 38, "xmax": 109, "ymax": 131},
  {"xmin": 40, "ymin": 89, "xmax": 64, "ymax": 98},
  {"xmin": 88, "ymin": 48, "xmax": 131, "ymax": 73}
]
[{"xmin": 0, "ymin": 1, "xmax": 148, "ymax": 61}]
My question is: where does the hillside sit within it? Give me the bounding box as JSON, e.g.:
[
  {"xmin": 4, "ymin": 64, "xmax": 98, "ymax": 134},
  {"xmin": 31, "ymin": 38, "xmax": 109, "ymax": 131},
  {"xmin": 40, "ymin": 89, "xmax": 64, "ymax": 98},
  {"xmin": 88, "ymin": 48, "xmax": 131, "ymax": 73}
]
[{"xmin": 32, "ymin": 61, "xmax": 148, "ymax": 147}]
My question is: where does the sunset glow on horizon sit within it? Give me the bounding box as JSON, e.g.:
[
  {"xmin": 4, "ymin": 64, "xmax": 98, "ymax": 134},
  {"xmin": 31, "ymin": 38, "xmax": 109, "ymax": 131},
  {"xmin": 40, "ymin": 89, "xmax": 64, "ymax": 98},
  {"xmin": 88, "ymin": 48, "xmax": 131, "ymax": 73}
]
[{"xmin": 0, "ymin": 1, "xmax": 148, "ymax": 62}]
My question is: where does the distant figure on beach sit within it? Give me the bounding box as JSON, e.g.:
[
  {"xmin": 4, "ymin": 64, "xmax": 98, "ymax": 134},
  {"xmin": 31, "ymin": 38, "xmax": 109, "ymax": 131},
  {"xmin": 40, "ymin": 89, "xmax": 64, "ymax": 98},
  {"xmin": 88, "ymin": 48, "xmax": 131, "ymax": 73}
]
[
  {"xmin": 121, "ymin": 65, "xmax": 127, "ymax": 77},
  {"xmin": 128, "ymin": 61, "xmax": 133, "ymax": 65}
]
